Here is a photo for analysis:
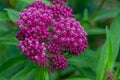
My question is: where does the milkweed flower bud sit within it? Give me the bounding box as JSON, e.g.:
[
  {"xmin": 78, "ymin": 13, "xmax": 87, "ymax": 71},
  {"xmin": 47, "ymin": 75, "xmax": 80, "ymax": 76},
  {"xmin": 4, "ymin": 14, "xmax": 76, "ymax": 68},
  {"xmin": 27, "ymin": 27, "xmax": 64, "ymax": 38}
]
[
  {"xmin": 16, "ymin": 0, "xmax": 88, "ymax": 72},
  {"xmin": 50, "ymin": 0, "xmax": 68, "ymax": 5},
  {"xmin": 16, "ymin": 29, "xmax": 28, "ymax": 41},
  {"xmin": 28, "ymin": 1, "xmax": 46, "ymax": 9}
]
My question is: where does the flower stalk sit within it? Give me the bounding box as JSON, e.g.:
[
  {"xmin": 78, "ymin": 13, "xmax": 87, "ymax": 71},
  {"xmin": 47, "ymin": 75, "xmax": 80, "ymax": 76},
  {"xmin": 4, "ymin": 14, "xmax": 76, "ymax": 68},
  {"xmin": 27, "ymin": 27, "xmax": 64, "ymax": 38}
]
[{"xmin": 91, "ymin": 0, "xmax": 106, "ymax": 20}]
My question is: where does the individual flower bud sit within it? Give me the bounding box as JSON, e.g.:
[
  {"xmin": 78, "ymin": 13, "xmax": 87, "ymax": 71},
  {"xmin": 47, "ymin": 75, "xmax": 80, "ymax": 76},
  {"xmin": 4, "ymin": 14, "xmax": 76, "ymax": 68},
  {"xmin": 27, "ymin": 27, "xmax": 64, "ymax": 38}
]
[
  {"xmin": 50, "ymin": 0, "xmax": 68, "ymax": 5},
  {"xmin": 28, "ymin": 1, "xmax": 46, "ymax": 9},
  {"xmin": 16, "ymin": 29, "xmax": 28, "ymax": 41}
]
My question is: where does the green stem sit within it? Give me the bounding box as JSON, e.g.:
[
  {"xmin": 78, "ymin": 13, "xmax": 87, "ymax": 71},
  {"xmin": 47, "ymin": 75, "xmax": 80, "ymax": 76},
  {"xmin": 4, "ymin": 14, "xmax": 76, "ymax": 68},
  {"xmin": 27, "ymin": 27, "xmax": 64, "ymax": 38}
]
[
  {"xmin": 34, "ymin": 66, "xmax": 49, "ymax": 80},
  {"xmin": 91, "ymin": 0, "xmax": 106, "ymax": 20},
  {"xmin": 114, "ymin": 66, "xmax": 120, "ymax": 79},
  {"xmin": 56, "ymin": 70, "xmax": 62, "ymax": 80},
  {"xmin": 44, "ymin": 68, "xmax": 49, "ymax": 80}
]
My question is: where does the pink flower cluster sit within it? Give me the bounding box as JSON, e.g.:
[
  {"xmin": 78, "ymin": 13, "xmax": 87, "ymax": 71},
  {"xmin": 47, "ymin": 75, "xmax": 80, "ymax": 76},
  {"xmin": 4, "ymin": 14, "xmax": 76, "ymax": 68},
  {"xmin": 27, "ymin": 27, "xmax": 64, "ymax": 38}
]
[
  {"xmin": 52, "ymin": 55, "xmax": 68, "ymax": 69},
  {"xmin": 53, "ymin": 18, "xmax": 88, "ymax": 55},
  {"xmin": 16, "ymin": 0, "xmax": 88, "ymax": 71}
]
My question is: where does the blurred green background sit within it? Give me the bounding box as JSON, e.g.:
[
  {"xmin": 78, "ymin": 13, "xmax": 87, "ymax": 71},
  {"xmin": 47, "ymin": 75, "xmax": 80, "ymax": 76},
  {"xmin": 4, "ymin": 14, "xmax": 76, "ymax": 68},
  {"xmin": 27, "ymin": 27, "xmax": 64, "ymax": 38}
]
[{"xmin": 0, "ymin": 0, "xmax": 120, "ymax": 80}]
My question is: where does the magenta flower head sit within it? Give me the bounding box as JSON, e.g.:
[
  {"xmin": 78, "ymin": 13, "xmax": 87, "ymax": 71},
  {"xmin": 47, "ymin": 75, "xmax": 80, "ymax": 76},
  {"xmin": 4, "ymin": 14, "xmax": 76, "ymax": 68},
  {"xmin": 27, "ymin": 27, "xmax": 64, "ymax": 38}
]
[{"xmin": 16, "ymin": 0, "xmax": 88, "ymax": 72}]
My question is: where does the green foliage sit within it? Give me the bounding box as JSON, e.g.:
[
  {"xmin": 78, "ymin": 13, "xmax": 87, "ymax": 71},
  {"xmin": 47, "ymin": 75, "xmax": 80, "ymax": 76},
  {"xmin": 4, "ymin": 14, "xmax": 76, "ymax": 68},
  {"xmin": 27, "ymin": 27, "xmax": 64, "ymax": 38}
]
[
  {"xmin": 0, "ymin": 11, "xmax": 9, "ymax": 21},
  {"xmin": 0, "ymin": 56, "xmax": 27, "ymax": 78},
  {"xmin": 86, "ymin": 28, "xmax": 105, "ymax": 35},
  {"xmin": 66, "ymin": 78, "xmax": 91, "ymax": 80},
  {"xmin": 42, "ymin": 0, "xmax": 51, "ymax": 5},
  {"xmin": 11, "ymin": 65, "xmax": 36, "ymax": 80},
  {"xmin": 68, "ymin": 49, "xmax": 95, "ymax": 68},
  {"xmin": 96, "ymin": 27, "xmax": 112, "ymax": 80},
  {"xmin": 4, "ymin": 8, "xmax": 19, "ymax": 22},
  {"xmin": 0, "ymin": 29, "xmax": 18, "ymax": 46},
  {"xmin": 16, "ymin": 0, "xmax": 35, "ymax": 11},
  {"xmin": 96, "ymin": 14, "xmax": 120, "ymax": 80},
  {"xmin": 92, "ymin": 8, "xmax": 120, "ymax": 23},
  {"xmin": 34, "ymin": 68, "xmax": 49, "ymax": 80},
  {"xmin": 115, "ymin": 77, "xmax": 120, "ymax": 80},
  {"xmin": 0, "ymin": 77, "xmax": 8, "ymax": 80}
]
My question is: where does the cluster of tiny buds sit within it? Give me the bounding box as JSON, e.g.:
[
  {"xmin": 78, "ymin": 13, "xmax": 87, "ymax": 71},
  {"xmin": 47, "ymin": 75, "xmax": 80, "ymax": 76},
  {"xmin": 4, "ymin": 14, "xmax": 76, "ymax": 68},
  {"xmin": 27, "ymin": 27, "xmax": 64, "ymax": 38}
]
[
  {"xmin": 52, "ymin": 55, "xmax": 68, "ymax": 69},
  {"xmin": 47, "ymin": 40, "xmax": 62, "ymax": 54},
  {"xmin": 16, "ymin": 0, "xmax": 88, "ymax": 72},
  {"xmin": 18, "ymin": 38, "xmax": 46, "ymax": 62},
  {"xmin": 53, "ymin": 18, "xmax": 88, "ymax": 55},
  {"xmin": 50, "ymin": 0, "xmax": 68, "ymax": 5}
]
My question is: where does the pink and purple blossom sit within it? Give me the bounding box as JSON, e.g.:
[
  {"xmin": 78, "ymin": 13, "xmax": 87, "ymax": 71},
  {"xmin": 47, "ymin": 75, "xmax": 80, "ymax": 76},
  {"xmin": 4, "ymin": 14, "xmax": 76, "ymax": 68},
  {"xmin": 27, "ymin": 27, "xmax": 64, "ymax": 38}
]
[{"xmin": 16, "ymin": 0, "xmax": 88, "ymax": 71}]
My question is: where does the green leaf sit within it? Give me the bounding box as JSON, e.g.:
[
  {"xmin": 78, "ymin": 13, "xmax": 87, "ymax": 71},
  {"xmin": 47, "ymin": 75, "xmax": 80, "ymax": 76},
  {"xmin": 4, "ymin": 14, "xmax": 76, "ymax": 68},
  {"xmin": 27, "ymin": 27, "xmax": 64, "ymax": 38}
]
[
  {"xmin": 81, "ymin": 9, "xmax": 90, "ymax": 29},
  {"xmin": 0, "ymin": 56, "xmax": 27, "ymax": 78},
  {"xmin": 0, "ymin": 11, "xmax": 9, "ymax": 21},
  {"xmin": 16, "ymin": 1, "xmax": 29, "ymax": 11},
  {"xmin": 80, "ymin": 68, "xmax": 96, "ymax": 80},
  {"xmin": 0, "ymin": 76, "xmax": 8, "ymax": 80},
  {"xmin": 0, "ymin": 39, "xmax": 18, "ymax": 46},
  {"xmin": 34, "ymin": 68, "xmax": 49, "ymax": 80},
  {"xmin": 9, "ymin": 0, "xmax": 18, "ymax": 7},
  {"xmin": 0, "ymin": 29, "xmax": 18, "ymax": 46},
  {"xmin": 92, "ymin": 8, "xmax": 120, "ymax": 23},
  {"xmin": 110, "ymin": 13, "xmax": 120, "ymax": 41},
  {"xmin": 115, "ymin": 77, "xmax": 120, "ymax": 80},
  {"xmin": 0, "ymin": 22, "xmax": 10, "ymax": 32},
  {"xmin": 42, "ymin": 0, "xmax": 51, "ymax": 5},
  {"xmin": 105, "ymin": 28, "xmax": 113, "ymax": 72},
  {"xmin": 96, "ymin": 27, "xmax": 112, "ymax": 80},
  {"xmin": 68, "ymin": 55, "xmax": 95, "ymax": 68},
  {"xmin": 68, "ymin": 49, "xmax": 95, "ymax": 68},
  {"xmin": 59, "ymin": 66, "xmax": 76, "ymax": 80},
  {"xmin": 11, "ymin": 65, "xmax": 36, "ymax": 80},
  {"xmin": 4, "ymin": 8, "xmax": 19, "ymax": 22},
  {"xmin": 106, "ymin": 13, "xmax": 120, "ymax": 72},
  {"xmin": 0, "ymin": 35, "xmax": 18, "ymax": 46},
  {"xmin": 66, "ymin": 78, "xmax": 91, "ymax": 80},
  {"xmin": 86, "ymin": 28, "xmax": 105, "ymax": 35},
  {"xmin": 83, "ymin": 9, "xmax": 89, "ymax": 21},
  {"xmin": 44, "ymin": 68, "xmax": 49, "ymax": 80},
  {"xmin": 16, "ymin": 0, "xmax": 35, "ymax": 11},
  {"xmin": 96, "ymin": 13, "xmax": 120, "ymax": 80},
  {"xmin": 20, "ymin": 0, "xmax": 35, "ymax": 4},
  {"xmin": 16, "ymin": 0, "xmax": 51, "ymax": 11},
  {"xmin": 34, "ymin": 68, "xmax": 44, "ymax": 80},
  {"xmin": 0, "ymin": 56, "xmax": 26, "ymax": 74}
]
